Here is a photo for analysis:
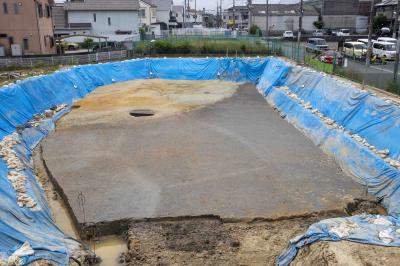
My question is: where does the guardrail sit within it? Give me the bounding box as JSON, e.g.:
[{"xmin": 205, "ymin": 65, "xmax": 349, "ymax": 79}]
[{"xmin": 0, "ymin": 50, "xmax": 128, "ymax": 68}]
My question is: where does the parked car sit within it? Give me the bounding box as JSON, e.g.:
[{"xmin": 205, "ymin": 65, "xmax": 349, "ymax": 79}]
[
  {"xmin": 65, "ymin": 42, "xmax": 79, "ymax": 51},
  {"xmin": 336, "ymin": 29, "xmax": 350, "ymax": 36},
  {"xmin": 319, "ymin": 50, "xmax": 344, "ymax": 65},
  {"xmin": 343, "ymin": 41, "xmax": 367, "ymax": 59},
  {"xmin": 92, "ymin": 41, "xmax": 120, "ymax": 52},
  {"xmin": 282, "ymin": 31, "xmax": 294, "ymax": 39},
  {"xmin": 312, "ymin": 29, "xmax": 324, "ymax": 37},
  {"xmin": 372, "ymin": 41, "xmax": 397, "ymax": 60},
  {"xmin": 377, "ymin": 37, "xmax": 397, "ymax": 44},
  {"xmin": 378, "ymin": 27, "xmax": 391, "ymax": 37},
  {"xmin": 306, "ymin": 38, "xmax": 328, "ymax": 53}
]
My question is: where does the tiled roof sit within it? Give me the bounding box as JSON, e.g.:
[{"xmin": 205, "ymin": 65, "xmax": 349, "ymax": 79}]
[{"xmin": 64, "ymin": 0, "xmax": 139, "ymax": 11}]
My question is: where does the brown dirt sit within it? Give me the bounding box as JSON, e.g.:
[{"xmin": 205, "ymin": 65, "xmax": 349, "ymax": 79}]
[
  {"xmin": 124, "ymin": 213, "xmax": 400, "ymax": 266},
  {"xmin": 123, "ymin": 213, "xmax": 337, "ymax": 266},
  {"xmin": 294, "ymin": 241, "xmax": 400, "ymax": 266},
  {"xmin": 58, "ymin": 79, "xmax": 239, "ymax": 129}
]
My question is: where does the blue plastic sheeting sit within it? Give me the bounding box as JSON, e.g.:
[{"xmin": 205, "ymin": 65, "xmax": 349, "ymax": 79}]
[
  {"xmin": 277, "ymin": 215, "xmax": 400, "ymax": 266},
  {"xmin": 0, "ymin": 58, "xmax": 267, "ymax": 265},
  {"xmin": 1, "ymin": 57, "xmax": 400, "ymax": 265},
  {"xmin": 255, "ymin": 58, "xmax": 400, "ymax": 265}
]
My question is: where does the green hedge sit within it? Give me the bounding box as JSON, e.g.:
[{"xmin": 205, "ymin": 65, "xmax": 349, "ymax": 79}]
[{"xmin": 134, "ymin": 38, "xmax": 278, "ymax": 55}]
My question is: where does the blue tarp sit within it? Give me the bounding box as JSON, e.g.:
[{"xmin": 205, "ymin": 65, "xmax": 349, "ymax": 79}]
[{"xmin": 0, "ymin": 57, "xmax": 399, "ymax": 265}]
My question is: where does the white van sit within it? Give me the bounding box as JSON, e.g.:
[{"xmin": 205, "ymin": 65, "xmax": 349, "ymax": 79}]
[
  {"xmin": 372, "ymin": 41, "xmax": 397, "ymax": 60},
  {"xmin": 377, "ymin": 37, "xmax": 397, "ymax": 44},
  {"xmin": 343, "ymin": 41, "xmax": 367, "ymax": 58}
]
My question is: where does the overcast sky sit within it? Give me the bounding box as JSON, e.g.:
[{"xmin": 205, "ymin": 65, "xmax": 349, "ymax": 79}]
[{"xmin": 55, "ymin": 0, "xmax": 301, "ymax": 11}]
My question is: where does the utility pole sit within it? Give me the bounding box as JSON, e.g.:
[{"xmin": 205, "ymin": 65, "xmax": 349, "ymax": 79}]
[
  {"xmin": 394, "ymin": 0, "xmax": 400, "ymax": 91},
  {"xmin": 233, "ymin": 0, "xmax": 235, "ymax": 30},
  {"xmin": 183, "ymin": 0, "xmax": 186, "ymax": 28},
  {"xmin": 248, "ymin": 0, "xmax": 252, "ymax": 31},
  {"xmin": 366, "ymin": 0, "xmax": 375, "ymax": 67},
  {"xmin": 265, "ymin": 0, "xmax": 269, "ymax": 38},
  {"xmin": 297, "ymin": 0, "xmax": 303, "ymax": 46},
  {"xmin": 195, "ymin": 0, "xmax": 197, "ymax": 24}
]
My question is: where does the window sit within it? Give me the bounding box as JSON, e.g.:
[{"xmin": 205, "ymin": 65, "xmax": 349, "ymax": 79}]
[
  {"xmin": 13, "ymin": 2, "xmax": 18, "ymax": 14},
  {"xmin": 50, "ymin": 36, "xmax": 54, "ymax": 48},
  {"xmin": 37, "ymin": 2, "xmax": 43, "ymax": 17},
  {"xmin": 23, "ymin": 38, "xmax": 29, "ymax": 49},
  {"xmin": 93, "ymin": 13, "xmax": 96, "ymax": 22},
  {"xmin": 108, "ymin": 17, "xmax": 111, "ymax": 26},
  {"xmin": 44, "ymin": 36, "xmax": 47, "ymax": 47},
  {"xmin": 45, "ymin": 4, "xmax": 50, "ymax": 17},
  {"xmin": 140, "ymin": 9, "xmax": 146, "ymax": 18},
  {"xmin": 8, "ymin": 36, "xmax": 14, "ymax": 45},
  {"xmin": 3, "ymin": 2, "xmax": 8, "ymax": 14}
]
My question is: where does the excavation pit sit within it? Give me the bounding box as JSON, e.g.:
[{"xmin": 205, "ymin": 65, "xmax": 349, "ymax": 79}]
[{"xmin": 42, "ymin": 79, "xmax": 363, "ymax": 235}]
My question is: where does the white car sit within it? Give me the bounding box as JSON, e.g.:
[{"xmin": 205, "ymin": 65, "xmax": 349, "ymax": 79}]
[
  {"xmin": 313, "ymin": 29, "xmax": 324, "ymax": 37},
  {"xmin": 377, "ymin": 37, "xmax": 397, "ymax": 44},
  {"xmin": 372, "ymin": 41, "xmax": 397, "ymax": 60},
  {"xmin": 283, "ymin": 31, "xmax": 294, "ymax": 38},
  {"xmin": 336, "ymin": 29, "xmax": 350, "ymax": 36}
]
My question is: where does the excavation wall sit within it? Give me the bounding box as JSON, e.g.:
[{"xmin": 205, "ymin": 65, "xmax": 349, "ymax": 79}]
[{"xmin": 0, "ymin": 58, "xmax": 399, "ymax": 265}]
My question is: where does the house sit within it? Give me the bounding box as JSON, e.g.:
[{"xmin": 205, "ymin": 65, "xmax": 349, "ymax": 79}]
[
  {"xmin": 375, "ymin": 0, "xmax": 399, "ymax": 32},
  {"xmin": 139, "ymin": 0, "xmax": 157, "ymax": 33},
  {"xmin": 0, "ymin": 0, "xmax": 55, "ymax": 56},
  {"xmin": 222, "ymin": 6, "xmax": 250, "ymax": 30},
  {"xmin": 56, "ymin": 0, "xmax": 140, "ymax": 42},
  {"xmin": 170, "ymin": 5, "xmax": 203, "ymax": 28},
  {"xmin": 53, "ymin": 3, "xmax": 91, "ymax": 39},
  {"xmin": 321, "ymin": 0, "xmax": 372, "ymax": 33},
  {"xmin": 250, "ymin": 3, "xmax": 319, "ymax": 34},
  {"xmin": 147, "ymin": 0, "xmax": 172, "ymax": 29}
]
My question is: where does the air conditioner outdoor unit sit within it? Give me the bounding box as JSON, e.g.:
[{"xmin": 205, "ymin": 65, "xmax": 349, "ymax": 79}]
[{"xmin": 11, "ymin": 44, "xmax": 22, "ymax": 56}]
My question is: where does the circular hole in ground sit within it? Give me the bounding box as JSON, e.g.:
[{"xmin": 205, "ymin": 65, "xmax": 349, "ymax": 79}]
[{"xmin": 129, "ymin": 109, "xmax": 155, "ymax": 117}]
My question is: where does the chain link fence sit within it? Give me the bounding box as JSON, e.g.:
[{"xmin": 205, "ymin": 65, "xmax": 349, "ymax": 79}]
[{"xmin": 0, "ymin": 50, "xmax": 128, "ymax": 68}]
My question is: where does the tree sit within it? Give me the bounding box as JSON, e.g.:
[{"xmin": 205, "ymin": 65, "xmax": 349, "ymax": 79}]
[
  {"xmin": 373, "ymin": 14, "xmax": 390, "ymax": 31},
  {"xmin": 82, "ymin": 38, "xmax": 94, "ymax": 52},
  {"xmin": 249, "ymin": 24, "xmax": 261, "ymax": 36},
  {"xmin": 313, "ymin": 20, "xmax": 324, "ymax": 29}
]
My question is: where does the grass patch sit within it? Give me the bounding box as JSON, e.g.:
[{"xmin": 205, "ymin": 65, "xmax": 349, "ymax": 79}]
[
  {"xmin": 333, "ymin": 67, "xmax": 363, "ymax": 84},
  {"xmin": 134, "ymin": 38, "xmax": 278, "ymax": 56}
]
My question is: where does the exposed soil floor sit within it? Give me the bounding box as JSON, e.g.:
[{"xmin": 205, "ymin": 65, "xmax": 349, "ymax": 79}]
[
  {"xmin": 124, "ymin": 215, "xmax": 400, "ymax": 266},
  {"xmin": 42, "ymin": 80, "xmax": 362, "ymax": 231}
]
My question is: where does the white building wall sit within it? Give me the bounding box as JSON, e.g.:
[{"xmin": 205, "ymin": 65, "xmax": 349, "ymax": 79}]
[
  {"xmin": 139, "ymin": 2, "xmax": 157, "ymax": 27},
  {"xmin": 253, "ymin": 15, "xmax": 318, "ymax": 32},
  {"xmin": 68, "ymin": 10, "xmax": 140, "ymax": 36},
  {"xmin": 156, "ymin": 10, "xmax": 170, "ymax": 25}
]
